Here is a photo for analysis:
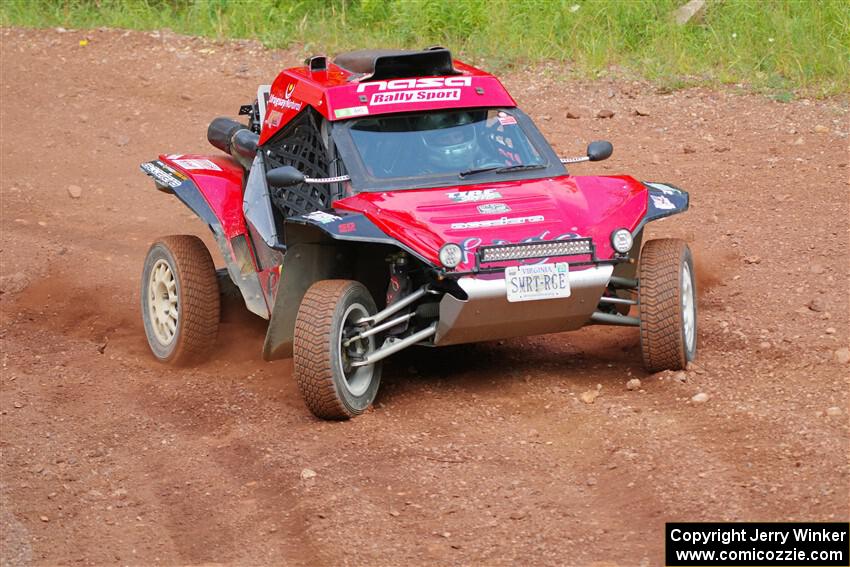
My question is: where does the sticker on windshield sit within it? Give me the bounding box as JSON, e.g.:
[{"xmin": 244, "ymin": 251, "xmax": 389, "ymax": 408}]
[{"xmin": 497, "ymin": 115, "xmax": 517, "ymax": 126}]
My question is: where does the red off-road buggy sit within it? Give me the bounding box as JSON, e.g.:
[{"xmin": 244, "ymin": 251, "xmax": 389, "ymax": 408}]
[{"xmin": 140, "ymin": 48, "xmax": 696, "ymax": 420}]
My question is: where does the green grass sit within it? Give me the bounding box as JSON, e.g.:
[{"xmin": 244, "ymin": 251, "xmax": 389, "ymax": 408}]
[{"xmin": 2, "ymin": 0, "xmax": 849, "ymax": 96}]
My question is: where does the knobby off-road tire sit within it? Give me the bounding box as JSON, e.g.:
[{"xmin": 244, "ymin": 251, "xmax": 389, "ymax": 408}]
[
  {"xmin": 293, "ymin": 280, "xmax": 382, "ymax": 420},
  {"xmin": 638, "ymin": 238, "xmax": 697, "ymax": 372},
  {"xmin": 141, "ymin": 235, "xmax": 220, "ymax": 365}
]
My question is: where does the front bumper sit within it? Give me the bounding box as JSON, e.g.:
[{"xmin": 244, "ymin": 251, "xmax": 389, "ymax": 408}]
[{"xmin": 434, "ymin": 264, "xmax": 614, "ymax": 346}]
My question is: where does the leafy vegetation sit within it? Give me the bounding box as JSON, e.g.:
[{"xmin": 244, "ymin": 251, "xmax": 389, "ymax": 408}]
[{"xmin": 2, "ymin": 0, "xmax": 848, "ymax": 95}]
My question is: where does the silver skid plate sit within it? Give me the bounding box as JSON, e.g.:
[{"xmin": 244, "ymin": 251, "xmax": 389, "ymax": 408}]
[{"xmin": 434, "ymin": 264, "xmax": 613, "ymax": 346}]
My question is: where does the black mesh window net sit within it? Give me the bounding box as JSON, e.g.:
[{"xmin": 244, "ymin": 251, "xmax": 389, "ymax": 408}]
[{"xmin": 265, "ymin": 109, "xmax": 332, "ymax": 217}]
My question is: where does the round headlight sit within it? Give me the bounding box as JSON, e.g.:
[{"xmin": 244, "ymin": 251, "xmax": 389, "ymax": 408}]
[
  {"xmin": 611, "ymin": 229, "xmax": 633, "ymax": 254},
  {"xmin": 439, "ymin": 243, "xmax": 463, "ymax": 269}
]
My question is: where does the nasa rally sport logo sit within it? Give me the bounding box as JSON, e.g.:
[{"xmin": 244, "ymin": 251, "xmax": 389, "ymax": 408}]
[{"xmin": 356, "ymin": 76, "xmax": 473, "ymax": 106}]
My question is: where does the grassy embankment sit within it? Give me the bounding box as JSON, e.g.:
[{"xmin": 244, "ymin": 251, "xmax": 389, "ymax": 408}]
[{"xmin": 2, "ymin": 0, "xmax": 848, "ymax": 96}]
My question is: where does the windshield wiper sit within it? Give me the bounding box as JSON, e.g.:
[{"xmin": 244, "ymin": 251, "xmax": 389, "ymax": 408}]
[{"xmin": 458, "ymin": 163, "xmax": 546, "ymax": 178}]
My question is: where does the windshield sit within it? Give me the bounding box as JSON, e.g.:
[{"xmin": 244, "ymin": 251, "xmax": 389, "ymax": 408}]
[{"xmin": 347, "ymin": 109, "xmax": 545, "ymax": 180}]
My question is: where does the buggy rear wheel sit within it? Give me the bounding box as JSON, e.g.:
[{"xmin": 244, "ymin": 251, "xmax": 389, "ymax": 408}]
[
  {"xmin": 141, "ymin": 235, "xmax": 220, "ymax": 365},
  {"xmin": 293, "ymin": 280, "xmax": 382, "ymax": 420},
  {"xmin": 638, "ymin": 238, "xmax": 697, "ymax": 372}
]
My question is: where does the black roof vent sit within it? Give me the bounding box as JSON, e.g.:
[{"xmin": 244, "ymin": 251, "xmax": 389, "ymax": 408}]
[
  {"xmin": 334, "ymin": 48, "xmax": 459, "ymax": 82},
  {"xmin": 306, "ymin": 55, "xmax": 328, "ymax": 72}
]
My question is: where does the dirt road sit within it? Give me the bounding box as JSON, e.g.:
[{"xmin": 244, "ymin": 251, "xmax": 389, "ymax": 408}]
[{"xmin": 1, "ymin": 27, "xmax": 848, "ymax": 567}]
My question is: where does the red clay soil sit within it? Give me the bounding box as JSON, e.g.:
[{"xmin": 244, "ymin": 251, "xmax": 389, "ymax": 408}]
[{"xmin": 1, "ymin": 27, "xmax": 848, "ymax": 567}]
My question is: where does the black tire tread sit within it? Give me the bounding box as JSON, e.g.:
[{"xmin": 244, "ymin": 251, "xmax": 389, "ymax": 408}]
[
  {"xmin": 639, "ymin": 238, "xmax": 689, "ymax": 372},
  {"xmin": 293, "ymin": 280, "xmax": 360, "ymax": 420}
]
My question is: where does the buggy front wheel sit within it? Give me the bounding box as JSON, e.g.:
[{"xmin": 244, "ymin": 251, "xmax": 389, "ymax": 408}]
[
  {"xmin": 293, "ymin": 280, "xmax": 382, "ymax": 420},
  {"xmin": 638, "ymin": 238, "xmax": 697, "ymax": 372}
]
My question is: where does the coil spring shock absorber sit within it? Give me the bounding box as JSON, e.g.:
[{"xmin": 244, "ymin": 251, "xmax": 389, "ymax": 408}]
[{"xmin": 385, "ymin": 253, "xmax": 412, "ymax": 335}]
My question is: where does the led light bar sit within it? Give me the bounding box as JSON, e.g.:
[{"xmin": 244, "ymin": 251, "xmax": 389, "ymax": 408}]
[{"xmin": 479, "ymin": 238, "xmax": 593, "ymax": 263}]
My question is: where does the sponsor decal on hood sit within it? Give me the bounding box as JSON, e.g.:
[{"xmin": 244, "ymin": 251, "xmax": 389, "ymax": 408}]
[
  {"xmin": 477, "ymin": 203, "xmax": 511, "ymax": 214},
  {"xmin": 450, "ymin": 215, "xmax": 544, "ymax": 230},
  {"xmin": 447, "ymin": 188, "xmax": 503, "ymax": 203}
]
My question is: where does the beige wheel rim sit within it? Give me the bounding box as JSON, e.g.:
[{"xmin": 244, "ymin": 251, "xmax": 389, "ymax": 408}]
[{"xmin": 148, "ymin": 259, "xmax": 179, "ymax": 345}]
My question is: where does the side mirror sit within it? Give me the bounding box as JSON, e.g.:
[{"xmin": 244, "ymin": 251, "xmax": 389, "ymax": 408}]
[
  {"xmin": 587, "ymin": 140, "xmax": 613, "ymax": 162},
  {"xmin": 267, "ymin": 165, "xmax": 305, "ymax": 188}
]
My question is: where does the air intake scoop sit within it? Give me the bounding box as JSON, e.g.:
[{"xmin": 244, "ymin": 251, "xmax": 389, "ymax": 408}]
[{"xmin": 334, "ymin": 48, "xmax": 460, "ymax": 81}]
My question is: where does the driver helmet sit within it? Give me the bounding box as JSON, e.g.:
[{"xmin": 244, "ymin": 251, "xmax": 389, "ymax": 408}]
[{"xmin": 419, "ymin": 112, "xmax": 479, "ymax": 169}]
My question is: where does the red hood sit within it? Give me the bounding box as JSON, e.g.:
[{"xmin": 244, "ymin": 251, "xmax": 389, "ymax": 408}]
[{"xmin": 333, "ymin": 175, "xmax": 647, "ymax": 270}]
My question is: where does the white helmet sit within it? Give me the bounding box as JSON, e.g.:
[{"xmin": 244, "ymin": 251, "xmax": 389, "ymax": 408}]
[{"xmin": 419, "ymin": 112, "xmax": 479, "ymax": 170}]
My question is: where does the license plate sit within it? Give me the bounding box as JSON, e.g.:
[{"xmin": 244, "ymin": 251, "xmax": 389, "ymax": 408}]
[{"xmin": 505, "ymin": 262, "xmax": 571, "ymax": 302}]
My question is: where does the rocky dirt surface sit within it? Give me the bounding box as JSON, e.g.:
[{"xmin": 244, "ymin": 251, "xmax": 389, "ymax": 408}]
[{"xmin": 1, "ymin": 27, "xmax": 848, "ymax": 567}]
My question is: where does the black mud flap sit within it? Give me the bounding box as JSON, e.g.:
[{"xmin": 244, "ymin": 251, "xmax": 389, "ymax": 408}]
[
  {"xmin": 262, "ymin": 243, "xmax": 339, "ymax": 361},
  {"xmin": 262, "ymin": 214, "xmax": 425, "ymax": 360}
]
